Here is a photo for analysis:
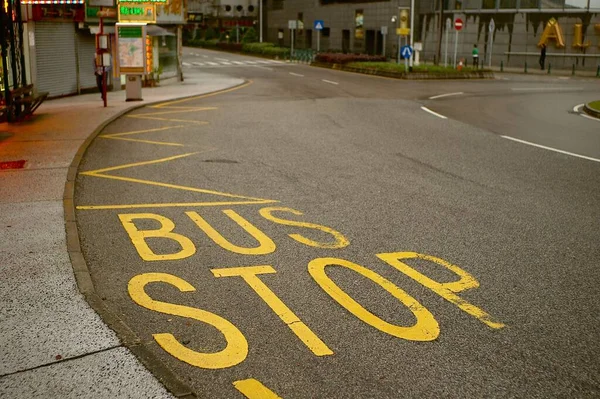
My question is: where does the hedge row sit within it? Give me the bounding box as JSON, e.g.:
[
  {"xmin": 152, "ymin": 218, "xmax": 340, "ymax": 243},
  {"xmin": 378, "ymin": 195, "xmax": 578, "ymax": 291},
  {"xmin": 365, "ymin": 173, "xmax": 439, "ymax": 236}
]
[
  {"xmin": 314, "ymin": 53, "xmax": 386, "ymax": 64},
  {"xmin": 187, "ymin": 40, "xmax": 290, "ymax": 59}
]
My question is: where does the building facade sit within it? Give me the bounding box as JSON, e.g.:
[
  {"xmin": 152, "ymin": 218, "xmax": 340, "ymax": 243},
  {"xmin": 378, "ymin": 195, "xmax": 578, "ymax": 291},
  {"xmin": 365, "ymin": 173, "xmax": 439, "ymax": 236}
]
[{"xmin": 266, "ymin": 0, "xmax": 600, "ymax": 69}]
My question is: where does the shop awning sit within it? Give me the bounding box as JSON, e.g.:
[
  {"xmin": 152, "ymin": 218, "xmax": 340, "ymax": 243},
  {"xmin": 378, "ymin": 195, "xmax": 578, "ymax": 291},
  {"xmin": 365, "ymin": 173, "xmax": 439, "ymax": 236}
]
[{"xmin": 147, "ymin": 25, "xmax": 176, "ymax": 37}]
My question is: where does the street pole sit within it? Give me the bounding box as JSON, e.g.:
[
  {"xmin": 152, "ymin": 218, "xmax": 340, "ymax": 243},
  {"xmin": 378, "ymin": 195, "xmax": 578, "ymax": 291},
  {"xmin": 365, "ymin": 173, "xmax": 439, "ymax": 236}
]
[
  {"xmin": 409, "ymin": 0, "xmax": 414, "ymax": 69},
  {"xmin": 236, "ymin": 22, "xmax": 239, "ymax": 43},
  {"xmin": 453, "ymin": 29, "xmax": 458, "ymax": 68},
  {"xmin": 382, "ymin": 32, "xmax": 386, "ymax": 58},
  {"xmin": 317, "ymin": 29, "xmax": 320, "ymax": 52},
  {"xmin": 291, "ymin": 28, "xmax": 294, "ymax": 60},
  {"xmin": 444, "ymin": 18, "xmax": 449, "ymax": 67},
  {"xmin": 259, "ymin": 0, "xmax": 263, "ymax": 43},
  {"xmin": 100, "ymin": 16, "xmax": 106, "ymax": 108}
]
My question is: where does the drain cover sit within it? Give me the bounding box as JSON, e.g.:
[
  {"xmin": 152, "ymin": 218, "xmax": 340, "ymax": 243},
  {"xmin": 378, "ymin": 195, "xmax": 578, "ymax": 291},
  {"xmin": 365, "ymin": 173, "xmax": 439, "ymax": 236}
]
[{"xmin": 0, "ymin": 159, "xmax": 26, "ymax": 170}]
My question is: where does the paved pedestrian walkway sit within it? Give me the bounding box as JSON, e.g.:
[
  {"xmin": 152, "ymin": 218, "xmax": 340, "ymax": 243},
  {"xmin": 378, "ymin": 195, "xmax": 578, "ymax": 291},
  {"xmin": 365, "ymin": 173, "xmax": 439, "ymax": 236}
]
[{"xmin": 0, "ymin": 71, "xmax": 243, "ymax": 398}]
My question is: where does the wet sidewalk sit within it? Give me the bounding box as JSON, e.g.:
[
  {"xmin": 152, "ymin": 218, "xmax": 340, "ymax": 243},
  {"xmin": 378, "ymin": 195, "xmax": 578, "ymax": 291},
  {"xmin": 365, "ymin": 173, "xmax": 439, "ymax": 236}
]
[{"xmin": 0, "ymin": 71, "xmax": 243, "ymax": 398}]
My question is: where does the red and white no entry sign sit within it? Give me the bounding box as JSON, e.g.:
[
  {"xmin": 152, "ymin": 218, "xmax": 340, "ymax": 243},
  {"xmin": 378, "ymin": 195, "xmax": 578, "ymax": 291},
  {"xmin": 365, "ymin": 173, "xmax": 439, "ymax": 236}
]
[{"xmin": 454, "ymin": 18, "xmax": 464, "ymax": 31}]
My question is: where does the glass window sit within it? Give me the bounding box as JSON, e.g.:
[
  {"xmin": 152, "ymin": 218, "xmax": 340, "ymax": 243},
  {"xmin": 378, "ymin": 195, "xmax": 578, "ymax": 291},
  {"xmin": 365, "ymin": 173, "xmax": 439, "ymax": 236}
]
[
  {"xmin": 463, "ymin": 0, "xmax": 482, "ymax": 8},
  {"xmin": 590, "ymin": 0, "xmax": 600, "ymax": 9},
  {"xmin": 500, "ymin": 0, "xmax": 517, "ymax": 8},
  {"xmin": 565, "ymin": 0, "xmax": 588, "ymax": 9},
  {"xmin": 482, "ymin": 0, "xmax": 497, "ymax": 8},
  {"xmin": 520, "ymin": 0, "xmax": 539, "ymax": 8},
  {"xmin": 541, "ymin": 0, "xmax": 565, "ymax": 8}
]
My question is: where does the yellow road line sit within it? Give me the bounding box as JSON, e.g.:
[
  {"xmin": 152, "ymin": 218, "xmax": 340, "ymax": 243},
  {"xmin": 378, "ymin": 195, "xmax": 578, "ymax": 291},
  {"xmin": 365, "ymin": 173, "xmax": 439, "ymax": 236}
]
[
  {"xmin": 131, "ymin": 107, "xmax": 217, "ymax": 117},
  {"xmin": 81, "ymin": 153, "xmax": 199, "ymax": 175},
  {"xmin": 233, "ymin": 379, "xmax": 282, "ymax": 399},
  {"xmin": 77, "ymin": 199, "xmax": 278, "ymax": 210},
  {"xmin": 100, "ymin": 136, "xmax": 185, "ymax": 146},
  {"xmin": 152, "ymin": 80, "xmax": 253, "ymax": 108},
  {"xmin": 101, "ymin": 125, "xmax": 185, "ymax": 138},
  {"xmin": 127, "ymin": 115, "xmax": 210, "ymax": 124}
]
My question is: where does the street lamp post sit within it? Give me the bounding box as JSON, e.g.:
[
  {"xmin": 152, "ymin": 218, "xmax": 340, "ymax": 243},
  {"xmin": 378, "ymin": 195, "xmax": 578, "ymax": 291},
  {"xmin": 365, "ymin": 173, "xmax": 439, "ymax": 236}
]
[
  {"xmin": 391, "ymin": 15, "xmax": 399, "ymax": 64},
  {"xmin": 409, "ymin": 0, "xmax": 414, "ymax": 69},
  {"xmin": 259, "ymin": 0, "xmax": 263, "ymax": 42}
]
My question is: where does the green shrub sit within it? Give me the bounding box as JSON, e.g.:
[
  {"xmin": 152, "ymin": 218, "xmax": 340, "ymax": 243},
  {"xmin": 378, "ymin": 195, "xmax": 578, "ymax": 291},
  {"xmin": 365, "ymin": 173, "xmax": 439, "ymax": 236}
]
[
  {"xmin": 242, "ymin": 42, "xmax": 274, "ymax": 54},
  {"xmin": 204, "ymin": 27, "xmax": 218, "ymax": 40},
  {"xmin": 261, "ymin": 46, "xmax": 289, "ymax": 58},
  {"xmin": 219, "ymin": 30, "xmax": 229, "ymax": 42},
  {"xmin": 203, "ymin": 39, "xmax": 219, "ymax": 48},
  {"xmin": 241, "ymin": 27, "xmax": 258, "ymax": 44}
]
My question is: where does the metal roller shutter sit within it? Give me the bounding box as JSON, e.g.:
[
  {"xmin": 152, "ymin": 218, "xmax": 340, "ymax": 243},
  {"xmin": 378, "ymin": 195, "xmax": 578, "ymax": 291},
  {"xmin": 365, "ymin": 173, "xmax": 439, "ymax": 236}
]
[
  {"xmin": 35, "ymin": 22, "xmax": 77, "ymax": 97},
  {"xmin": 76, "ymin": 31, "xmax": 97, "ymax": 91}
]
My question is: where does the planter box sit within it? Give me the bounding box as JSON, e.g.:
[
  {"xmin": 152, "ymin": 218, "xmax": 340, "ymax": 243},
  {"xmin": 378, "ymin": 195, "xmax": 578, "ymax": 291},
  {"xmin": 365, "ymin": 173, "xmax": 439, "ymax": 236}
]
[{"xmin": 311, "ymin": 62, "xmax": 494, "ymax": 80}]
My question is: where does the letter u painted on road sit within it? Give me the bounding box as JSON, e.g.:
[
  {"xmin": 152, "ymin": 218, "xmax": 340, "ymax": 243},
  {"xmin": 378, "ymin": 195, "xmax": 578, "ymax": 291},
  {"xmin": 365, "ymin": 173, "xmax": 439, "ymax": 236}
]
[{"xmin": 186, "ymin": 209, "xmax": 276, "ymax": 255}]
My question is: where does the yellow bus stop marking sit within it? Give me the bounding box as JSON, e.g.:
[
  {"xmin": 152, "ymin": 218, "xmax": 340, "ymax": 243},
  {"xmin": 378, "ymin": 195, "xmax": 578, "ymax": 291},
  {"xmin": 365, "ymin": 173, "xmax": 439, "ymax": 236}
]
[{"xmin": 233, "ymin": 379, "xmax": 282, "ymax": 399}]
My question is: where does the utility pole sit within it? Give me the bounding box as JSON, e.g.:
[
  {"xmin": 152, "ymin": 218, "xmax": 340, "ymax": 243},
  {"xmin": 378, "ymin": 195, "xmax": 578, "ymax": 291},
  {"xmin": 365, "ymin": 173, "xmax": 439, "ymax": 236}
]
[
  {"xmin": 436, "ymin": 0, "xmax": 443, "ymax": 65},
  {"xmin": 259, "ymin": 0, "xmax": 263, "ymax": 42}
]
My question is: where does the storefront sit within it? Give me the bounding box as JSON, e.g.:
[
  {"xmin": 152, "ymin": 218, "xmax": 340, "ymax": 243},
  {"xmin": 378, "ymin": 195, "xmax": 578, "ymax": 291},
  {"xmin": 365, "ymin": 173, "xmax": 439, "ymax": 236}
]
[{"xmin": 24, "ymin": 2, "xmax": 100, "ymax": 97}]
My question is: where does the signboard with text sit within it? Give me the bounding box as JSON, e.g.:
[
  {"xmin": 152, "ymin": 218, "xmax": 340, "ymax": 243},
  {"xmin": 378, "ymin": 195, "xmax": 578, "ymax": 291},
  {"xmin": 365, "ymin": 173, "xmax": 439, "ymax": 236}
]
[
  {"xmin": 116, "ymin": 24, "xmax": 146, "ymax": 74},
  {"xmin": 118, "ymin": 3, "xmax": 156, "ymax": 23}
]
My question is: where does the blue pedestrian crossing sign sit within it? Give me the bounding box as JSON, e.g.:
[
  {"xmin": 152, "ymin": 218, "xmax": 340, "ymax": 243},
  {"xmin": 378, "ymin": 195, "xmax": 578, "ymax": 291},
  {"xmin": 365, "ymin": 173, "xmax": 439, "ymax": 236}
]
[
  {"xmin": 314, "ymin": 20, "xmax": 325, "ymax": 30},
  {"xmin": 401, "ymin": 45, "xmax": 413, "ymax": 59}
]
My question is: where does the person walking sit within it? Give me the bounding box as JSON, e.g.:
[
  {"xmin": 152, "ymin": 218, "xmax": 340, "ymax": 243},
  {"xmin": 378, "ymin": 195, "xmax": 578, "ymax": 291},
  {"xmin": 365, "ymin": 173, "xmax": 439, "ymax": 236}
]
[
  {"xmin": 94, "ymin": 55, "xmax": 104, "ymax": 99},
  {"xmin": 539, "ymin": 43, "xmax": 547, "ymax": 70},
  {"xmin": 472, "ymin": 44, "xmax": 479, "ymax": 69}
]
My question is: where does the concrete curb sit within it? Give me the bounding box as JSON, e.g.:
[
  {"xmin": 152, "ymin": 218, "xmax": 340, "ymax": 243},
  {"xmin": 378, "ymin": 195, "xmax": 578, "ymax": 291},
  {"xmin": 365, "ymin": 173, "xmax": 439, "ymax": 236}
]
[
  {"xmin": 311, "ymin": 62, "xmax": 495, "ymax": 80},
  {"xmin": 63, "ymin": 81, "xmax": 250, "ymax": 398},
  {"xmin": 583, "ymin": 102, "xmax": 600, "ymax": 119}
]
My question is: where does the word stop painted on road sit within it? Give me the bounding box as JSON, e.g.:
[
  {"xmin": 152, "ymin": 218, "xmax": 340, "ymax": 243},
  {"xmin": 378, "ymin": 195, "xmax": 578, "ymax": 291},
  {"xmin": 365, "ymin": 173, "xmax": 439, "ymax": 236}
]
[{"xmin": 126, "ymin": 251, "xmax": 505, "ymax": 370}]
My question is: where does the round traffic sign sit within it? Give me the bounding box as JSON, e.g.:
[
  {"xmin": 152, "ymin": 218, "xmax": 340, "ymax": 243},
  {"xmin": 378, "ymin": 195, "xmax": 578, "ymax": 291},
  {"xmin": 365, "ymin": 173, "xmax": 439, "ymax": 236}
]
[{"xmin": 454, "ymin": 18, "xmax": 464, "ymax": 31}]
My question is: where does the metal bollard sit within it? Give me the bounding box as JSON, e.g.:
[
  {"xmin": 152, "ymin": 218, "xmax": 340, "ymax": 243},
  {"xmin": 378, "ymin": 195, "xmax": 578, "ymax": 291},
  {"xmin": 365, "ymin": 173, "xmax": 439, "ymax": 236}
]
[
  {"xmin": 547, "ymin": 63, "xmax": 551, "ymax": 74},
  {"xmin": 500, "ymin": 60, "xmax": 504, "ymax": 72},
  {"xmin": 524, "ymin": 61, "xmax": 528, "ymax": 73},
  {"xmin": 572, "ymin": 64, "xmax": 575, "ymax": 76}
]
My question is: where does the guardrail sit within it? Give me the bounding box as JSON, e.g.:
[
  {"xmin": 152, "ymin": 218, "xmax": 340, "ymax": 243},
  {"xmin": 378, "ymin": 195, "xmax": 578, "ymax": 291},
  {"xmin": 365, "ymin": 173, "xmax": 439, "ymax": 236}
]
[{"xmin": 504, "ymin": 52, "xmax": 600, "ymax": 58}]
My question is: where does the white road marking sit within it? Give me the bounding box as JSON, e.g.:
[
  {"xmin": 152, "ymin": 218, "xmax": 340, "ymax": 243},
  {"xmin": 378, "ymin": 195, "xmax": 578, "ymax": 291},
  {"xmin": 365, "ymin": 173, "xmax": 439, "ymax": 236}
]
[
  {"xmin": 580, "ymin": 113, "xmax": 600, "ymax": 122},
  {"xmin": 420, "ymin": 106, "xmax": 448, "ymax": 119},
  {"xmin": 192, "ymin": 62, "xmax": 204, "ymax": 66},
  {"xmin": 257, "ymin": 60, "xmax": 271, "ymax": 64},
  {"xmin": 215, "ymin": 57, "xmax": 230, "ymax": 61},
  {"xmin": 205, "ymin": 62, "xmax": 219, "ymax": 66},
  {"xmin": 244, "ymin": 61, "xmax": 258, "ymax": 64},
  {"xmin": 202, "ymin": 55, "xmax": 209, "ymax": 58},
  {"xmin": 322, "ymin": 79, "xmax": 339, "ymax": 85},
  {"xmin": 220, "ymin": 62, "xmax": 232, "ymax": 65},
  {"xmin": 511, "ymin": 87, "xmax": 583, "ymax": 91},
  {"xmin": 289, "ymin": 72, "xmax": 304, "ymax": 77},
  {"xmin": 233, "ymin": 61, "xmax": 245, "ymax": 65},
  {"xmin": 572, "ymin": 104, "xmax": 600, "ymax": 122},
  {"xmin": 428, "ymin": 92, "xmax": 464, "ymax": 100},
  {"xmin": 501, "ymin": 136, "xmax": 600, "ymax": 163},
  {"xmin": 182, "ymin": 62, "xmax": 191, "ymax": 66},
  {"xmin": 558, "ymin": 77, "xmax": 570, "ymax": 80}
]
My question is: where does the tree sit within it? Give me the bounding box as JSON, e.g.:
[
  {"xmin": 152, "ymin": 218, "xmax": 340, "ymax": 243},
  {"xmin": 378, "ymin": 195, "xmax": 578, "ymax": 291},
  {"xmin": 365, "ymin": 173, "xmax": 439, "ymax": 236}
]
[{"xmin": 242, "ymin": 27, "xmax": 258, "ymax": 44}]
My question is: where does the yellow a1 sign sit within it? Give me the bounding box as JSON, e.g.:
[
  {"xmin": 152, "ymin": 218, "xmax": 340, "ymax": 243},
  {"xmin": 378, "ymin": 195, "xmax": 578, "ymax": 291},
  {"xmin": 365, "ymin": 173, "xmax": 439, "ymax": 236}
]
[{"xmin": 396, "ymin": 28, "xmax": 410, "ymax": 36}]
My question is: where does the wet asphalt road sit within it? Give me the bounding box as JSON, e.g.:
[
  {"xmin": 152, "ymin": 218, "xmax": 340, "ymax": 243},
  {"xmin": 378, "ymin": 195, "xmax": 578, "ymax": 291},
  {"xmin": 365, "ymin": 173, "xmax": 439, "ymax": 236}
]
[{"xmin": 74, "ymin": 48, "xmax": 600, "ymax": 398}]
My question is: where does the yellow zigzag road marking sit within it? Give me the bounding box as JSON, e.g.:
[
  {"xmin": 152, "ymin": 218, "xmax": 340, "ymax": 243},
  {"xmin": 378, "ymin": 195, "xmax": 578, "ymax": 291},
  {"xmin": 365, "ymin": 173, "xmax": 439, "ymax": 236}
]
[
  {"xmin": 78, "ymin": 152, "xmax": 278, "ymax": 210},
  {"xmin": 151, "ymin": 80, "xmax": 253, "ymax": 108},
  {"xmin": 100, "ymin": 125, "xmax": 187, "ymax": 147},
  {"xmin": 127, "ymin": 115, "xmax": 211, "ymax": 124},
  {"xmin": 132, "ymin": 107, "xmax": 217, "ymax": 116}
]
